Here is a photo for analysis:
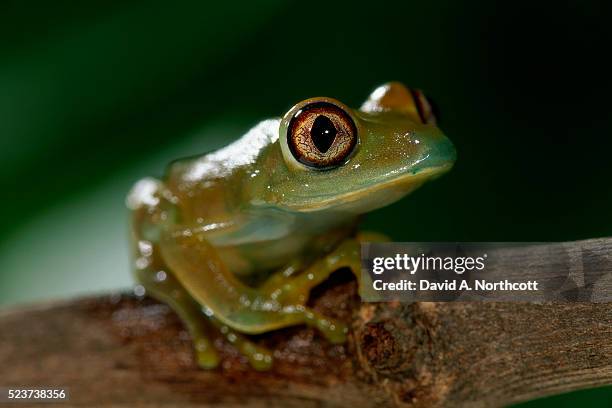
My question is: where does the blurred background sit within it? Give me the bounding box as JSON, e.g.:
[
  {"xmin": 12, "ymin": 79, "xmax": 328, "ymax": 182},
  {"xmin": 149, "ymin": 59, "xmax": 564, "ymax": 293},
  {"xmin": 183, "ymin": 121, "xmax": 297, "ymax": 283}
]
[{"xmin": 0, "ymin": 0, "xmax": 610, "ymax": 406}]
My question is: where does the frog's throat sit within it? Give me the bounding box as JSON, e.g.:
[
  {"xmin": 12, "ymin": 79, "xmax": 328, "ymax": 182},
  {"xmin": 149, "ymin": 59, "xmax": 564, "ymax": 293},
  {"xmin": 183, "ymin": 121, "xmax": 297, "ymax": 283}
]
[{"xmin": 285, "ymin": 163, "xmax": 453, "ymax": 213}]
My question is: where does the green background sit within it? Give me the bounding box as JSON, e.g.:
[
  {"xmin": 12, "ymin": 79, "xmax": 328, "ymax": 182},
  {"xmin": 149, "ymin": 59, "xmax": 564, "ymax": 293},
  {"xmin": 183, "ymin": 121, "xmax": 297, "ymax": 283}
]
[{"xmin": 0, "ymin": 1, "xmax": 610, "ymax": 406}]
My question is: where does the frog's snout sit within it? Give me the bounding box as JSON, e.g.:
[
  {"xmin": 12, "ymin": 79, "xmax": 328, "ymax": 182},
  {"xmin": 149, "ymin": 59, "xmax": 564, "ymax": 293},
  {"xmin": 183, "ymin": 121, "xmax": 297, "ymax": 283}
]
[
  {"xmin": 430, "ymin": 133, "xmax": 457, "ymax": 169},
  {"xmin": 407, "ymin": 130, "xmax": 456, "ymax": 177}
]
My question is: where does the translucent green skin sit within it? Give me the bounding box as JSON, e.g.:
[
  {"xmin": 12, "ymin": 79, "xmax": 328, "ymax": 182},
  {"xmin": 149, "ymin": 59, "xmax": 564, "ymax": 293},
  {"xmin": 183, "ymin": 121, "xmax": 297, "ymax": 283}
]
[{"xmin": 127, "ymin": 82, "xmax": 456, "ymax": 369}]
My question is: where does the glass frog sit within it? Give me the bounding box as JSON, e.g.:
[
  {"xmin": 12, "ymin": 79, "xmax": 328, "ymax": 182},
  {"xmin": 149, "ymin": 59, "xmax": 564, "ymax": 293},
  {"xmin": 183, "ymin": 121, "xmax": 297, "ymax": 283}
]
[{"xmin": 127, "ymin": 82, "xmax": 456, "ymax": 370}]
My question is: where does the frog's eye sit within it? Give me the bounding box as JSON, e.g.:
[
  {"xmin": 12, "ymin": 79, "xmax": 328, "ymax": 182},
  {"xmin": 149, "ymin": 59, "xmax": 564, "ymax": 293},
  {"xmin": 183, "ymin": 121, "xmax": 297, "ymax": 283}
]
[
  {"xmin": 409, "ymin": 88, "xmax": 438, "ymax": 125},
  {"xmin": 286, "ymin": 101, "xmax": 358, "ymax": 169},
  {"xmin": 361, "ymin": 82, "xmax": 438, "ymax": 124}
]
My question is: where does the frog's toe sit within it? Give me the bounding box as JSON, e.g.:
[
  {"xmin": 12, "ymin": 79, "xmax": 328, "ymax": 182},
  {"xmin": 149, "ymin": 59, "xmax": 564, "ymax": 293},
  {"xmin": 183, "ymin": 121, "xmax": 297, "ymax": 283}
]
[
  {"xmin": 192, "ymin": 321, "xmax": 273, "ymax": 370},
  {"xmin": 193, "ymin": 337, "xmax": 221, "ymax": 369},
  {"xmin": 302, "ymin": 308, "xmax": 349, "ymax": 344},
  {"xmin": 216, "ymin": 323, "xmax": 273, "ymax": 370},
  {"xmin": 239, "ymin": 340, "xmax": 273, "ymax": 371}
]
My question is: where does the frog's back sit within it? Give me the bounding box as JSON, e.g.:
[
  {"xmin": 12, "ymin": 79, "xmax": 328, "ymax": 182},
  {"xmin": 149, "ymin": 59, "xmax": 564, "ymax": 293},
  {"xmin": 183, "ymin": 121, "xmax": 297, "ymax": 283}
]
[{"xmin": 163, "ymin": 119, "xmax": 280, "ymax": 224}]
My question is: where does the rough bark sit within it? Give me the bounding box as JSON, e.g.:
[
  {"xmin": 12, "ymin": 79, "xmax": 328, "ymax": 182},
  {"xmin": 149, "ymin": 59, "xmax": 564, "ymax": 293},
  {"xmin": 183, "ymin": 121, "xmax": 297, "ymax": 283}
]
[{"xmin": 1, "ymin": 241, "xmax": 611, "ymax": 407}]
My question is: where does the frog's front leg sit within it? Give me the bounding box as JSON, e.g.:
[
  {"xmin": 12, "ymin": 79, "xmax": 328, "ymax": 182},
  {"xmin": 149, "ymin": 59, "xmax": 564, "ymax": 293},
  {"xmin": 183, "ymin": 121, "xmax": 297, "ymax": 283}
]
[{"xmin": 261, "ymin": 231, "xmax": 390, "ymax": 313}]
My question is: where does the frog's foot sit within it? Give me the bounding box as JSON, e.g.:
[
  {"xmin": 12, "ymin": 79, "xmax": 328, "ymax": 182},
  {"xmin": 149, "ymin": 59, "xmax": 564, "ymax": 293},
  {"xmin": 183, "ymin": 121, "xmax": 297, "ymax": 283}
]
[
  {"xmin": 134, "ymin": 271, "xmax": 219, "ymax": 368},
  {"xmin": 261, "ymin": 236, "xmax": 362, "ymax": 303},
  {"xmin": 260, "ymin": 231, "xmax": 391, "ymax": 340},
  {"xmin": 129, "ymin": 180, "xmax": 272, "ymax": 370},
  {"xmin": 138, "ymin": 272, "xmax": 274, "ymax": 370},
  {"xmin": 298, "ymin": 305, "xmax": 349, "ymax": 343},
  {"xmin": 133, "ymin": 251, "xmax": 271, "ymax": 370},
  {"xmin": 209, "ymin": 317, "xmax": 273, "ymax": 370},
  {"xmin": 188, "ymin": 320, "xmax": 220, "ymax": 369}
]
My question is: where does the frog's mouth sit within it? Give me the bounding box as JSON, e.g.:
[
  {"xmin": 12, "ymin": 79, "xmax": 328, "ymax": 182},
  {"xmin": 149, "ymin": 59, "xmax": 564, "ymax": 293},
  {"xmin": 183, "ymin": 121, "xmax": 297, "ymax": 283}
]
[{"xmin": 286, "ymin": 163, "xmax": 454, "ymax": 214}]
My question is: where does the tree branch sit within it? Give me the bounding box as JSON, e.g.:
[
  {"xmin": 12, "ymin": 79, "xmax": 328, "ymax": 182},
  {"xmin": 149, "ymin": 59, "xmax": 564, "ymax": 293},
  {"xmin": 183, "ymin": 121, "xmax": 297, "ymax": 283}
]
[{"xmin": 1, "ymin": 239, "xmax": 611, "ymax": 407}]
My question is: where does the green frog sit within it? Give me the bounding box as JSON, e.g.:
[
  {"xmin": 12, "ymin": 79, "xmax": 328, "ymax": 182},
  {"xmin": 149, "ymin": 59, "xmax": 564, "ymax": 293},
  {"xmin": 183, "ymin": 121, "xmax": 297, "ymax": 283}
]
[{"xmin": 127, "ymin": 82, "xmax": 455, "ymax": 370}]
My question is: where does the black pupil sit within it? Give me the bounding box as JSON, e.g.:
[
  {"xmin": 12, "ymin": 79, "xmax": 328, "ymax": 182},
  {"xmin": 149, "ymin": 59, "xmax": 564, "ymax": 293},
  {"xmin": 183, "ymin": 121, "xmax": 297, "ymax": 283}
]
[{"xmin": 310, "ymin": 115, "xmax": 337, "ymax": 153}]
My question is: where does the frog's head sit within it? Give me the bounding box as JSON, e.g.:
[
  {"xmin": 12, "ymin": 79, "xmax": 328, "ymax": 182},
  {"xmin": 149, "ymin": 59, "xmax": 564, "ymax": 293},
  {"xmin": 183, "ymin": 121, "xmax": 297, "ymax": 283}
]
[{"xmin": 258, "ymin": 82, "xmax": 456, "ymax": 215}]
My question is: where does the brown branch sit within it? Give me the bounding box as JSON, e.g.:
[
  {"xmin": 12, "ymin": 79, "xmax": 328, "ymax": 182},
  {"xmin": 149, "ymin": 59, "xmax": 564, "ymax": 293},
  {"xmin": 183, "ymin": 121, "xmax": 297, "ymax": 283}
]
[{"xmin": 1, "ymin": 239, "xmax": 611, "ymax": 407}]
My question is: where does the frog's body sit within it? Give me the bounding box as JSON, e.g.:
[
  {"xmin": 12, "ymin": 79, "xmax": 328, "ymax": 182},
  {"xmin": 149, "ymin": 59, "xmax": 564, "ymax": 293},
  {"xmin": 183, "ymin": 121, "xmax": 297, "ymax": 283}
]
[{"xmin": 127, "ymin": 82, "xmax": 456, "ymax": 369}]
